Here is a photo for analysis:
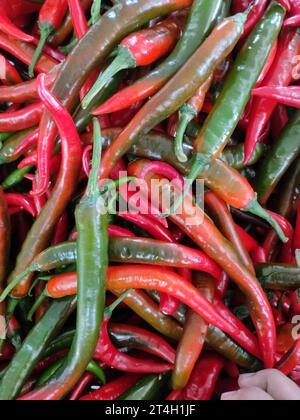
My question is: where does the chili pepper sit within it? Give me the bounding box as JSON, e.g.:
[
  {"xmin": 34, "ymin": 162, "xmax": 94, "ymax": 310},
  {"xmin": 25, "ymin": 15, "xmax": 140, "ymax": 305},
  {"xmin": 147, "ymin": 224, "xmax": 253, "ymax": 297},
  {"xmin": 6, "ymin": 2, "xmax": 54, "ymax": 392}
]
[
  {"xmin": 51, "ymin": 212, "xmax": 68, "ymax": 245},
  {"xmin": 0, "ymin": 9, "xmax": 33, "ymax": 43},
  {"xmin": 0, "ymin": 102, "xmax": 44, "ymax": 133},
  {"xmin": 276, "ymin": 340, "xmax": 300, "ymax": 375},
  {"xmin": 295, "ymin": 197, "xmax": 300, "ymax": 251},
  {"xmin": 118, "ymin": 373, "xmax": 170, "ymax": 401},
  {"xmin": 29, "ymin": 0, "xmax": 68, "ymax": 78},
  {"xmin": 174, "ymin": 76, "xmax": 213, "ymax": 163},
  {"xmin": 0, "ymin": 297, "xmax": 76, "ymax": 400},
  {"xmin": 19, "ymin": 119, "xmax": 107, "ymax": 400},
  {"xmin": 94, "ymin": 314, "xmax": 173, "ymax": 374},
  {"xmin": 81, "ymin": 374, "xmax": 142, "ymax": 401},
  {"xmin": 253, "ymin": 85, "xmax": 300, "ymax": 108},
  {"xmin": 67, "ymin": 0, "xmax": 88, "ymax": 40},
  {"xmin": 255, "ymin": 264, "xmax": 300, "ymax": 291},
  {"xmin": 129, "ymin": 160, "xmax": 276, "ymax": 368},
  {"xmin": 3, "ymin": 73, "xmax": 82, "ymax": 300},
  {"xmin": 172, "ymin": 273, "xmax": 214, "ymax": 390},
  {"xmin": 69, "ymin": 372, "xmax": 94, "ymax": 401},
  {"xmin": 4, "ymin": 129, "xmax": 39, "ymax": 163},
  {"xmin": 0, "ymin": 33, "xmax": 58, "ymax": 74},
  {"xmin": 256, "ymin": 39, "xmax": 278, "ymax": 87},
  {"xmin": 0, "ymin": 188, "xmax": 10, "ymax": 339},
  {"xmin": 284, "ymin": 14, "xmax": 300, "ymax": 26},
  {"xmin": 277, "ymin": 323, "xmax": 296, "ymax": 354},
  {"xmin": 235, "ymin": 225, "xmax": 267, "ymax": 264},
  {"xmin": 205, "ymin": 191, "xmax": 254, "ymax": 273},
  {"xmin": 291, "ymin": 289, "xmax": 300, "ymax": 316},
  {"xmin": 0, "ymin": 69, "xmax": 58, "ymax": 104},
  {"xmin": 181, "ymin": 353, "xmax": 224, "ymax": 400},
  {"xmin": 183, "ymin": 2, "xmax": 285, "ymax": 208},
  {"xmin": 264, "ymin": 211, "xmax": 294, "ymax": 264},
  {"xmin": 244, "ymin": 28, "xmax": 300, "ymax": 163},
  {"xmin": 220, "ymin": 143, "xmax": 266, "ymax": 170},
  {"xmin": 271, "ymin": 103, "xmax": 289, "ymax": 140},
  {"xmin": 5, "ymin": 194, "xmax": 36, "ymax": 218},
  {"xmin": 82, "ymin": 14, "xmax": 184, "ymax": 109},
  {"xmin": 95, "ymin": 0, "xmax": 224, "ymax": 116},
  {"xmin": 109, "ymin": 323, "xmax": 176, "ymax": 364},
  {"xmin": 31, "ymin": 38, "xmax": 66, "ymax": 63},
  {"xmin": 2, "ymin": 166, "xmax": 34, "ymax": 191},
  {"xmin": 97, "ymin": 13, "xmax": 246, "ymax": 181},
  {"xmin": 0, "ymin": 54, "xmax": 22, "ymax": 85}
]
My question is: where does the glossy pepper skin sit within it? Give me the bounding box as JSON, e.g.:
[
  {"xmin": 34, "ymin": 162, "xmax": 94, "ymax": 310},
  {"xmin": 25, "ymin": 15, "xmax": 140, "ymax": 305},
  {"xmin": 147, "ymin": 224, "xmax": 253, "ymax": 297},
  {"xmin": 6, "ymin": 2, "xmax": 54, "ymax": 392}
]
[
  {"xmin": 118, "ymin": 373, "xmax": 170, "ymax": 400},
  {"xmin": 98, "ymin": 13, "xmax": 246, "ymax": 180},
  {"xmin": 0, "ymin": 188, "xmax": 10, "ymax": 327},
  {"xmin": 256, "ymin": 109, "xmax": 300, "ymax": 205},
  {"xmin": 5, "ymin": 75, "xmax": 82, "ymax": 300},
  {"xmin": 0, "ymin": 102, "xmax": 44, "ymax": 132},
  {"xmin": 95, "ymin": 0, "xmax": 224, "ymax": 115}
]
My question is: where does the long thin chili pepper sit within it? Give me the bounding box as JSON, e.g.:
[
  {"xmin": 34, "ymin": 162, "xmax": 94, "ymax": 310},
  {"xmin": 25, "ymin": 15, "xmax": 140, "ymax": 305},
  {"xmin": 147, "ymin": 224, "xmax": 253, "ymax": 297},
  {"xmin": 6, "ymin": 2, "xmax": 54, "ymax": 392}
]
[
  {"xmin": 252, "ymin": 85, "xmax": 300, "ymax": 108},
  {"xmin": 0, "ymin": 188, "xmax": 10, "ymax": 343},
  {"xmin": 19, "ymin": 119, "xmax": 107, "ymax": 400},
  {"xmin": 0, "ymin": 102, "xmax": 44, "ymax": 132},
  {"xmin": 284, "ymin": 14, "xmax": 300, "ymax": 26},
  {"xmin": 69, "ymin": 372, "xmax": 94, "ymax": 401},
  {"xmin": 275, "ymin": 340, "xmax": 300, "ymax": 375},
  {"xmin": 4, "ymin": 73, "xmax": 82, "ymax": 299},
  {"xmin": 82, "ymin": 14, "xmax": 184, "ymax": 109},
  {"xmin": 0, "ymin": 55, "xmax": 22, "ymax": 85},
  {"xmin": 172, "ymin": 273, "xmax": 214, "ymax": 390},
  {"xmin": 118, "ymin": 373, "xmax": 171, "ymax": 400},
  {"xmin": 0, "ymin": 33, "xmax": 58, "ymax": 74},
  {"xmin": 97, "ymin": 12, "xmax": 246, "ymax": 180},
  {"xmin": 80, "ymin": 374, "xmax": 142, "ymax": 401},
  {"xmin": 94, "ymin": 0, "xmax": 224, "ymax": 115},
  {"xmin": 174, "ymin": 75, "xmax": 213, "ymax": 163},
  {"xmin": 244, "ymin": 28, "xmax": 300, "ymax": 163},
  {"xmin": 29, "ymin": 0, "xmax": 68, "ymax": 77},
  {"xmin": 256, "ymin": 39, "xmax": 278, "ymax": 87},
  {"xmin": 5, "ymin": 194, "xmax": 36, "ymax": 218},
  {"xmin": 180, "ymin": 2, "xmax": 285, "ymax": 210},
  {"xmin": 67, "ymin": 0, "xmax": 89, "ymax": 40},
  {"xmin": 0, "ymin": 9, "xmax": 34, "ymax": 43},
  {"xmin": 129, "ymin": 160, "xmax": 276, "ymax": 368}
]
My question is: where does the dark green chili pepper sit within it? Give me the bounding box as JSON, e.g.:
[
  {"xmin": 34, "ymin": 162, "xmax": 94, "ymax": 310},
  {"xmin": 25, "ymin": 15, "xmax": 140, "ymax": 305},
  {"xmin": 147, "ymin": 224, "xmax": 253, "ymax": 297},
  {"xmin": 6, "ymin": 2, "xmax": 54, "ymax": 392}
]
[
  {"xmin": 2, "ymin": 165, "xmax": 34, "ymax": 190},
  {"xmin": 0, "ymin": 132, "xmax": 16, "ymax": 142},
  {"xmin": 256, "ymin": 109, "xmax": 300, "ymax": 205},
  {"xmin": 118, "ymin": 373, "xmax": 171, "ymax": 401},
  {"xmin": 0, "ymin": 297, "xmax": 76, "ymax": 400},
  {"xmin": 43, "ymin": 330, "xmax": 75, "ymax": 358},
  {"xmin": 255, "ymin": 264, "xmax": 300, "ymax": 291},
  {"xmin": 0, "ymin": 129, "xmax": 34, "ymax": 164},
  {"xmin": 221, "ymin": 143, "xmax": 266, "ymax": 170}
]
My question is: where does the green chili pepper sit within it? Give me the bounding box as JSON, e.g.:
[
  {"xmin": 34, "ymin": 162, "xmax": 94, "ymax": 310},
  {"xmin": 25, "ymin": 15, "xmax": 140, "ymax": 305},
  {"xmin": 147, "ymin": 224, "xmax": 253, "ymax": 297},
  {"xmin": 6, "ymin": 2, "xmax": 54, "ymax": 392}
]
[
  {"xmin": 256, "ymin": 109, "xmax": 300, "ymax": 205},
  {"xmin": 0, "ymin": 129, "xmax": 34, "ymax": 164},
  {"xmin": 255, "ymin": 264, "xmax": 300, "ymax": 291},
  {"xmin": 118, "ymin": 373, "xmax": 171, "ymax": 400},
  {"xmin": 221, "ymin": 143, "xmax": 266, "ymax": 170},
  {"xmin": 43, "ymin": 330, "xmax": 75, "ymax": 358},
  {"xmin": 2, "ymin": 165, "xmax": 34, "ymax": 190},
  {"xmin": 0, "ymin": 132, "xmax": 16, "ymax": 142},
  {"xmin": 0, "ymin": 297, "xmax": 76, "ymax": 400}
]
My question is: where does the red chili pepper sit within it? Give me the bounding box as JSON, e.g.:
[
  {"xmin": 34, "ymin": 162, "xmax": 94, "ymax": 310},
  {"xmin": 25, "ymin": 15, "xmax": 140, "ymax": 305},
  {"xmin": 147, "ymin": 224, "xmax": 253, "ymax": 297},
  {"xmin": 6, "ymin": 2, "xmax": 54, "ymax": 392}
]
[
  {"xmin": 284, "ymin": 13, "xmax": 300, "ymax": 26},
  {"xmin": 51, "ymin": 212, "xmax": 68, "ymax": 245},
  {"xmin": 67, "ymin": 0, "xmax": 88, "ymax": 40},
  {"xmin": 0, "ymin": 33, "xmax": 58, "ymax": 74},
  {"xmin": 255, "ymin": 39, "xmax": 278, "ymax": 87},
  {"xmin": 80, "ymin": 374, "xmax": 143, "ymax": 401},
  {"xmin": 69, "ymin": 373, "xmax": 94, "ymax": 401},
  {"xmin": 291, "ymin": 289, "xmax": 300, "ymax": 316},
  {"xmin": 265, "ymin": 211, "xmax": 294, "ymax": 264},
  {"xmin": 294, "ymin": 197, "xmax": 300, "ymax": 251},
  {"xmin": 181, "ymin": 353, "xmax": 224, "ymax": 400},
  {"xmin": 29, "ymin": 0, "xmax": 68, "ymax": 77},
  {"xmin": 0, "ymin": 2, "xmax": 34, "ymax": 43},
  {"xmin": 0, "ymin": 102, "xmax": 44, "ymax": 132},
  {"xmin": 0, "ymin": 54, "xmax": 22, "ymax": 85},
  {"xmin": 270, "ymin": 104, "xmax": 289, "ymax": 139},
  {"xmin": 252, "ymin": 85, "xmax": 300, "ymax": 108},
  {"xmin": 231, "ymin": 0, "xmax": 251, "ymax": 14},
  {"xmin": 235, "ymin": 224, "xmax": 267, "ymax": 263},
  {"xmin": 31, "ymin": 37, "xmax": 66, "ymax": 63},
  {"xmin": 276, "ymin": 339, "xmax": 300, "ymax": 375},
  {"xmin": 277, "ymin": 323, "xmax": 296, "ymax": 354},
  {"xmin": 94, "ymin": 315, "xmax": 173, "ymax": 373},
  {"xmin": 240, "ymin": 0, "xmax": 269, "ymax": 41},
  {"xmin": 5, "ymin": 193, "xmax": 36, "ymax": 217},
  {"xmin": 244, "ymin": 28, "xmax": 300, "ymax": 163},
  {"xmin": 110, "ymin": 101, "xmax": 145, "ymax": 128},
  {"xmin": 24, "ymin": 175, "xmax": 47, "ymax": 216},
  {"xmin": 13, "ymin": 129, "xmax": 39, "ymax": 159},
  {"xmin": 290, "ymin": 0, "xmax": 300, "ymax": 14}
]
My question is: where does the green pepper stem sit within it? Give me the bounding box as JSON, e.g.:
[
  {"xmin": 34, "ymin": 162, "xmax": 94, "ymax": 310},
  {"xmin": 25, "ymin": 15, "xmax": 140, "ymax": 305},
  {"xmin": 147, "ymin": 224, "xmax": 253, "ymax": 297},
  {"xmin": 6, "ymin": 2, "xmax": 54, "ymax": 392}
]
[
  {"xmin": 82, "ymin": 46, "xmax": 136, "ymax": 109},
  {"xmin": 0, "ymin": 267, "xmax": 33, "ymax": 303},
  {"xmin": 87, "ymin": 118, "xmax": 103, "ymax": 197},
  {"xmin": 87, "ymin": 360, "xmax": 106, "ymax": 384},
  {"xmin": 29, "ymin": 23, "xmax": 53, "ymax": 78},
  {"xmin": 104, "ymin": 289, "xmax": 132, "ymax": 318},
  {"xmin": 27, "ymin": 292, "xmax": 47, "ymax": 322},
  {"xmin": 245, "ymin": 198, "xmax": 288, "ymax": 243},
  {"xmin": 175, "ymin": 104, "xmax": 196, "ymax": 163},
  {"xmin": 91, "ymin": 0, "xmax": 102, "ymax": 24}
]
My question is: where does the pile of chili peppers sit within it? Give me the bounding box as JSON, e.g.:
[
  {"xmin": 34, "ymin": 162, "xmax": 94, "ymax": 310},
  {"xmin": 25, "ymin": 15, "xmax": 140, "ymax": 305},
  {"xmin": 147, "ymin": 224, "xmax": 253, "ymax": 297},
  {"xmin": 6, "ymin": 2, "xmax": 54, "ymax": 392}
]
[{"xmin": 0, "ymin": 0, "xmax": 299, "ymax": 401}]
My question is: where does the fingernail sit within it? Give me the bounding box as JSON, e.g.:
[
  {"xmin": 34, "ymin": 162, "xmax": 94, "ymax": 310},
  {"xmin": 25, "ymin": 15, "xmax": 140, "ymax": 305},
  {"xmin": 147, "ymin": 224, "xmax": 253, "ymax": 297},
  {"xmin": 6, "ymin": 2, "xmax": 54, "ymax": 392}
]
[{"xmin": 221, "ymin": 391, "xmax": 239, "ymax": 400}]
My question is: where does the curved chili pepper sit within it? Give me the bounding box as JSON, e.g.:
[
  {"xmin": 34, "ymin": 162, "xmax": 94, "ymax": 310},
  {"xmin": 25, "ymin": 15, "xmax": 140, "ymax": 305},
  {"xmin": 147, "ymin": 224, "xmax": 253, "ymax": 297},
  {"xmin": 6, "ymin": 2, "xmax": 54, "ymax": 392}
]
[
  {"xmin": 4, "ymin": 73, "xmax": 82, "ymax": 300},
  {"xmin": 284, "ymin": 13, "xmax": 300, "ymax": 26},
  {"xmin": 129, "ymin": 160, "xmax": 276, "ymax": 368},
  {"xmin": 264, "ymin": 211, "xmax": 294, "ymax": 264},
  {"xmin": 184, "ymin": 2, "xmax": 285, "ymax": 203},
  {"xmin": 252, "ymin": 85, "xmax": 300, "ymax": 108},
  {"xmin": 0, "ymin": 33, "xmax": 58, "ymax": 74},
  {"xmin": 94, "ymin": 316, "xmax": 173, "ymax": 373},
  {"xmin": 119, "ymin": 373, "xmax": 170, "ymax": 400},
  {"xmin": 276, "ymin": 340, "xmax": 300, "ymax": 375},
  {"xmin": 29, "ymin": 0, "xmax": 68, "ymax": 77},
  {"xmin": 174, "ymin": 76, "xmax": 213, "ymax": 163},
  {"xmin": 94, "ymin": 0, "xmax": 224, "ymax": 115},
  {"xmin": 97, "ymin": 13, "xmax": 246, "ymax": 180},
  {"xmin": 11, "ymin": 127, "xmax": 39, "ymax": 157},
  {"xmin": 0, "ymin": 5, "xmax": 34, "ymax": 43},
  {"xmin": 0, "ymin": 70, "xmax": 58, "ymax": 104},
  {"xmin": 245, "ymin": 28, "xmax": 300, "ymax": 163},
  {"xmin": 51, "ymin": 212, "xmax": 68, "ymax": 245},
  {"xmin": 69, "ymin": 372, "xmax": 94, "ymax": 401},
  {"xmin": 235, "ymin": 225, "xmax": 267, "ymax": 264},
  {"xmin": 2, "ymin": 165, "xmax": 34, "ymax": 191},
  {"xmin": 67, "ymin": 0, "xmax": 88, "ymax": 40},
  {"xmin": 5, "ymin": 194, "xmax": 36, "ymax": 218},
  {"xmin": 256, "ymin": 39, "xmax": 278, "ymax": 87},
  {"xmin": 0, "ymin": 188, "xmax": 10, "ymax": 335},
  {"xmin": 172, "ymin": 273, "xmax": 214, "ymax": 390},
  {"xmin": 0, "ymin": 54, "xmax": 22, "ymax": 85},
  {"xmin": 83, "ymin": 13, "xmax": 184, "ymax": 108},
  {"xmin": 0, "ymin": 102, "xmax": 44, "ymax": 132},
  {"xmin": 255, "ymin": 264, "xmax": 300, "ymax": 291},
  {"xmin": 80, "ymin": 374, "xmax": 142, "ymax": 401}
]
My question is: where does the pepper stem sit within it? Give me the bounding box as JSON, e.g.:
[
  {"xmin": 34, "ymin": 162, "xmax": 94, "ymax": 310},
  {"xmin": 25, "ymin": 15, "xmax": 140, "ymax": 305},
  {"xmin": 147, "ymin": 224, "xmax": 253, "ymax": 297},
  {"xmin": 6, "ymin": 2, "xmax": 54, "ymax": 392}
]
[
  {"xmin": 29, "ymin": 23, "xmax": 53, "ymax": 78},
  {"xmin": 91, "ymin": 0, "xmax": 102, "ymax": 24},
  {"xmin": 175, "ymin": 104, "xmax": 196, "ymax": 163},
  {"xmin": 87, "ymin": 118, "xmax": 103, "ymax": 197},
  {"xmin": 0, "ymin": 267, "xmax": 33, "ymax": 303},
  {"xmin": 82, "ymin": 46, "xmax": 136, "ymax": 109},
  {"xmin": 87, "ymin": 360, "xmax": 106, "ymax": 384},
  {"xmin": 104, "ymin": 289, "xmax": 132, "ymax": 318},
  {"xmin": 27, "ymin": 292, "xmax": 47, "ymax": 322},
  {"xmin": 245, "ymin": 198, "xmax": 288, "ymax": 243}
]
